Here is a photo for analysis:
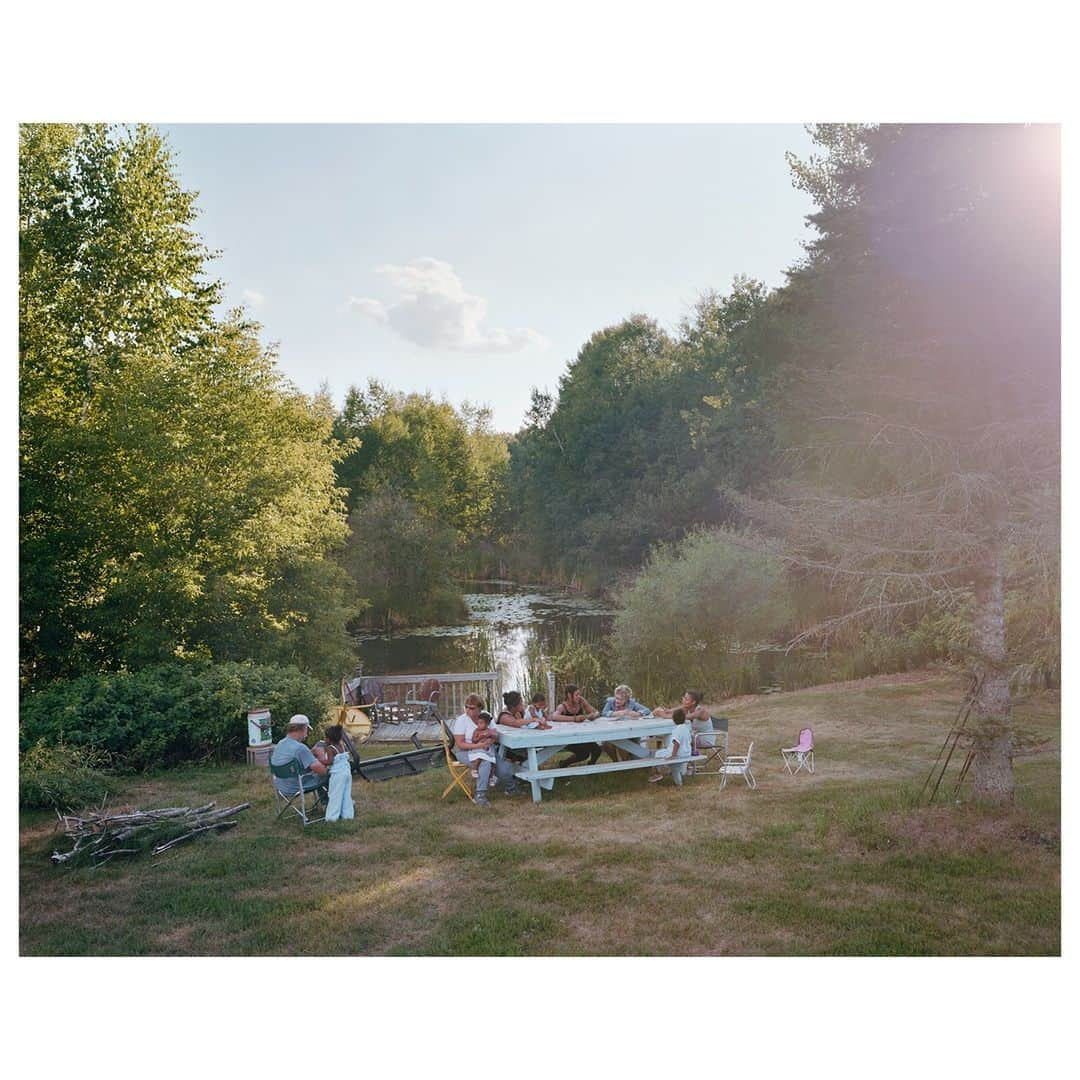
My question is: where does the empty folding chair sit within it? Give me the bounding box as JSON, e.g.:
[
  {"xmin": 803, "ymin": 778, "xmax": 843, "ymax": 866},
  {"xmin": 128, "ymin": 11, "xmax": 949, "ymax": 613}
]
[
  {"xmin": 718, "ymin": 741, "xmax": 756, "ymax": 790},
  {"xmin": 406, "ymin": 678, "xmax": 442, "ymax": 723},
  {"xmin": 781, "ymin": 727, "xmax": 815, "ymax": 775}
]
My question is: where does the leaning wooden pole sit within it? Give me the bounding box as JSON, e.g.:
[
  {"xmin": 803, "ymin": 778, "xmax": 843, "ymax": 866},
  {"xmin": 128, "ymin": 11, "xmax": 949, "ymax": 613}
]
[{"xmin": 921, "ymin": 672, "xmax": 980, "ymax": 806}]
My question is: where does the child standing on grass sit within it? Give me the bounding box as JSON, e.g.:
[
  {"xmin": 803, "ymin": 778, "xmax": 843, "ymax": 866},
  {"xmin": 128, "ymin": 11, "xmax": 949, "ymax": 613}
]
[
  {"xmin": 320, "ymin": 724, "xmax": 355, "ymax": 822},
  {"xmin": 649, "ymin": 708, "xmax": 692, "ymax": 786}
]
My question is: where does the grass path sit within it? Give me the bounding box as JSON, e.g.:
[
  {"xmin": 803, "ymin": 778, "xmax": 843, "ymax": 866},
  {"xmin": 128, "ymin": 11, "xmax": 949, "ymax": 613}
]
[{"xmin": 19, "ymin": 671, "xmax": 1060, "ymax": 955}]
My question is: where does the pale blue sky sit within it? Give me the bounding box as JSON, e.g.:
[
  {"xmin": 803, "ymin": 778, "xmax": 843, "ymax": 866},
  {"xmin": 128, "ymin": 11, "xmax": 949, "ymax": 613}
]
[{"xmin": 162, "ymin": 124, "xmax": 819, "ymax": 432}]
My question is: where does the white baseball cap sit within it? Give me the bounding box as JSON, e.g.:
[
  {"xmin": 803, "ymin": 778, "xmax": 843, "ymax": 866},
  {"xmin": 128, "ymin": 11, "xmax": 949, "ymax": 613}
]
[{"xmin": 288, "ymin": 714, "xmax": 311, "ymax": 729}]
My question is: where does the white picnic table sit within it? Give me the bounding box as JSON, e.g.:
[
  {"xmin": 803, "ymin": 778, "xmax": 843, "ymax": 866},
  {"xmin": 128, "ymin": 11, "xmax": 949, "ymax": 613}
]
[{"xmin": 494, "ymin": 716, "xmax": 676, "ymax": 803}]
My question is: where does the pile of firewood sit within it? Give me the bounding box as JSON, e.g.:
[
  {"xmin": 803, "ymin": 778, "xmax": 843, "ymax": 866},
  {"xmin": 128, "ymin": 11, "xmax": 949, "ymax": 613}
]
[{"xmin": 51, "ymin": 802, "xmax": 251, "ymax": 867}]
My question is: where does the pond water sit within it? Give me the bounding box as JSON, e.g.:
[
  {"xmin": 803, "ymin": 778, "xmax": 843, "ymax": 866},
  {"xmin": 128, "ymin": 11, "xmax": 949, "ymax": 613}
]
[{"xmin": 351, "ymin": 581, "xmax": 614, "ymax": 697}]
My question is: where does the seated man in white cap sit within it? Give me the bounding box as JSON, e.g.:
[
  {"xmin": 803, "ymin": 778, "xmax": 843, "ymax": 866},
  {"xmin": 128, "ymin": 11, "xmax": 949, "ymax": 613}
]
[{"xmin": 269, "ymin": 715, "xmax": 330, "ymax": 801}]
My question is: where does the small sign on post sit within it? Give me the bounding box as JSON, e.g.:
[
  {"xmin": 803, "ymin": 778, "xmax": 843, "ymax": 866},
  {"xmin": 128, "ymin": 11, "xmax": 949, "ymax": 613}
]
[
  {"xmin": 246, "ymin": 708, "xmax": 273, "ymax": 766},
  {"xmin": 247, "ymin": 708, "xmax": 272, "ymax": 747}
]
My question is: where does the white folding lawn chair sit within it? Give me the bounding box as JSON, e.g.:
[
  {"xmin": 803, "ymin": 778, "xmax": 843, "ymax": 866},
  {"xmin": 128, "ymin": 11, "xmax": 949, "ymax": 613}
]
[
  {"xmin": 718, "ymin": 741, "xmax": 756, "ymax": 790},
  {"xmin": 781, "ymin": 727, "xmax": 815, "ymax": 775}
]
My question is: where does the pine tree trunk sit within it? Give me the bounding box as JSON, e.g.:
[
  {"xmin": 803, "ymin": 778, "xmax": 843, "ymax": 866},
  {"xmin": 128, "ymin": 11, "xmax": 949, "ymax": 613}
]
[{"xmin": 969, "ymin": 533, "xmax": 1014, "ymax": 803}]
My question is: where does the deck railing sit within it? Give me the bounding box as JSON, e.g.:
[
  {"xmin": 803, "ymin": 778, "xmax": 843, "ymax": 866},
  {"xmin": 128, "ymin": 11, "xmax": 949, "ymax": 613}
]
[{"xmin": 366, "ymin": 671, "xmax": 502, "ymax": 721}]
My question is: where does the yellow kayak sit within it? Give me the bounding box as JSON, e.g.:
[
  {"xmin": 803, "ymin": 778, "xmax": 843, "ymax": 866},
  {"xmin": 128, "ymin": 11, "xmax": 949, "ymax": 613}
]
[{"xmin": 335, "ymin": 704, "xmax": 373, "ymax": 744}]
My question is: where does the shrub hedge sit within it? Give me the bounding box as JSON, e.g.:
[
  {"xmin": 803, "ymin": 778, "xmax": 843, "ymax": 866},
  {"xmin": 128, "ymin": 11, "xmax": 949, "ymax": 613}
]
[
  {"xmin": 19, "ymin": 661, "xmax": 335, "ymax": 771},
  {"xmin": 19, "ymin": 739, "xmax": 114, "ymax": 810}
]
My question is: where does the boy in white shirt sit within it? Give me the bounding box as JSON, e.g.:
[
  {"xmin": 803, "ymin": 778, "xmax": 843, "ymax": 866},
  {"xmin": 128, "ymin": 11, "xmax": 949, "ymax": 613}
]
[{"xmin": 649, "ymin": 707, "xmax": 692, "ymax": 786}]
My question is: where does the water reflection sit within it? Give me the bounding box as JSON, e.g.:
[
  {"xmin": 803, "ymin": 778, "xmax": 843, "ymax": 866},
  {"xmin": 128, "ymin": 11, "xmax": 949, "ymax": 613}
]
[{"xmin": 352, "ymin": 581, "xmax": 614, "ymax": 697}]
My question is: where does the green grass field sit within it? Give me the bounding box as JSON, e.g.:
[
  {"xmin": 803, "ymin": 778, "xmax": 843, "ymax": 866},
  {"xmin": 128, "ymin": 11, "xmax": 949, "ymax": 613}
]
[{"xmin": 19, "ymin": 670, "xmax": 1060, "ymax": 955}]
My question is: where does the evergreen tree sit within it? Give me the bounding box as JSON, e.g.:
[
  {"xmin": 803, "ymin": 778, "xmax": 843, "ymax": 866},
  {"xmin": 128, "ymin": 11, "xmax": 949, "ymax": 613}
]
[{"xmin": 749, "ymin": 124, "xmax": 1060, "ymax": 802}]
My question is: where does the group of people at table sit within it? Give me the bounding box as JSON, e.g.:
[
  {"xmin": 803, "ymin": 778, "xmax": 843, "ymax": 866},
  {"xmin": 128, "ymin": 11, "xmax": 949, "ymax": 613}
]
[
  {"xmin": 270, "ymin": 683, "xmax": 720, "ymax": 814},
  {"xmin": 452, "ymin": 683, "xmax": 719, "ymax": 807}
]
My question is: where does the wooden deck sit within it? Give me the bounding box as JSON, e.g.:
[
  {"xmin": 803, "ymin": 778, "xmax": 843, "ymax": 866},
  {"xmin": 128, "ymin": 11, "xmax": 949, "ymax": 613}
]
[{"xmin": 360, "ymin": 670, "xmax": 501, "ymax": 743}]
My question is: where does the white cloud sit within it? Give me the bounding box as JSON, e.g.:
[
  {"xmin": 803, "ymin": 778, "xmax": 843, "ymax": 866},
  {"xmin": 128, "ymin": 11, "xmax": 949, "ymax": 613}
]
[
  {"xmin": 348, "ymin": 257, "xmax": 545, "ymax": 353},
  {"xmin": 242, "ymin": 288, "xmax": 266, "ymax": 308}
]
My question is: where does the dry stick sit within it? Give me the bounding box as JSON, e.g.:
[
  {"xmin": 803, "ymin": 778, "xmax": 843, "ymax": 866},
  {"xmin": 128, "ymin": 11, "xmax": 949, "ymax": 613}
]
[
  {"xmin": 151, "ymin": 820, "xmax": 239, "ymax": 856},
  {"xmin": 149, "ymin": 803, "xmax": 252, "ymax": 854},
  {"xmin": 52, "ymin": 802, "xmax": 251, "ymax": 865},
  {"xmin": 952, "ymin": 747, "xmax": 977, "ymax": 798},
  {"xmin": 919, "ymin": 707, "xmax": 965, "ymax": 804}
]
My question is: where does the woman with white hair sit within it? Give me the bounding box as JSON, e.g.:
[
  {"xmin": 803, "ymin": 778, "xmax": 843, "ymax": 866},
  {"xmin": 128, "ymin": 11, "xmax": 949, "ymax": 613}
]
[
  {"xmin": 601, "ymin": 684, "xmax": 652, "ymax": 720},
  {"xmin": 600, "ymin": 685, "xmax": 652, "ymax": 762}
]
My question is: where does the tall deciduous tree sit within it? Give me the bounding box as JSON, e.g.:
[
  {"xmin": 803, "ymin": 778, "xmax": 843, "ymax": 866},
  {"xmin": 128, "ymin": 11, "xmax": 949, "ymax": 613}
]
[
  {"xmin": 20, "ymin": 124, "xmax": 354, "ymax": 684},
  {"xmin": 508, "ymin": 287, "xmax": 776, "ymax": 583},
  {"xmin": 332, "ymin": 383, "xmax": 511, "ymax": 626},
  {"xmin": 333, "ymin": 381, "xmax": 506, "ymax": 537},
  {"xmin": 752, "ymin": 124, "xmax": 1060, "ymax": 802}
]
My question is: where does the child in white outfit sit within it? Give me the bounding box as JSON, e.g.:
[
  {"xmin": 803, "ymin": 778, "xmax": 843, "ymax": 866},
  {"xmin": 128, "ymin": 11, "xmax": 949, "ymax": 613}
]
[
  {"xmin": 467, "ymin": 710, "xmax": 498, "ymax": 778},
  {"xmin": 524, "ymin": 692, "xmax": 548, "ymax": 728},
  {"xmin": 319, "ymin": 724, "xmax": 355, "ymax": 821},
  {"xmin": 649, "ymin": 708, "xmax": 692, "ymax": 786}
]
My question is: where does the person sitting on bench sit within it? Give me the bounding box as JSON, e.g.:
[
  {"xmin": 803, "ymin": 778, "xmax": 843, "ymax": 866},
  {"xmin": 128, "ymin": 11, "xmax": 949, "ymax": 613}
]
[
  {"xmin": 600, "ymin": 684, "xmax": 652, "ymax": 762},
  {"xmin": 553, "ymin": 684, "xmax": 602, "ymax": 766},
  {"xmin": 601, "ymin": 684, "xmax": 652, "ymax": 719}
]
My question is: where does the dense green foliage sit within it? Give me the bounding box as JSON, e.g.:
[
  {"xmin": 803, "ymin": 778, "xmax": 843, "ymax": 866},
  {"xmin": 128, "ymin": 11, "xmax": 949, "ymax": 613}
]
[
  {"xmin": 507, "ymin": 283, "xmax": 775, "ymax": 584},
  {"xmin": 332, "ymin": 383, "xmax": 510, "ymax": 626},
  {"xmin": 19, "ymin": 124, "xmax": 355, "ymax": 686},
  {"xmin": 19, "ymin": 662, "xmax": 334, "ymax": 771},
  {"xmin": 614, "ymin": 528, "xmax": 793, "ymax": 700},
  {"xmin": 19, "ymin": 740, "xmax": 115, "ymax": 811},
  {"xmin": 339, "ymin": 492, "xmax": 467, "ymax": 630}
]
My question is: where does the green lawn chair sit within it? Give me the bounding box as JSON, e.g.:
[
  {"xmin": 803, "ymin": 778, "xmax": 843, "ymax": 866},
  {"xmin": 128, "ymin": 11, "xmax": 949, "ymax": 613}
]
[{"xmin": 270, "ymin": 758, "xmax": 327, "ymax": 826}]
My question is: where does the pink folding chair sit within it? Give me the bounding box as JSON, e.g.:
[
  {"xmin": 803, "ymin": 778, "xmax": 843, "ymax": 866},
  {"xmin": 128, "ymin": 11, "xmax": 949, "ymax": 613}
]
[{"xmin": 781, "ymin": 727, "xmax": 815, "ymax": 775}]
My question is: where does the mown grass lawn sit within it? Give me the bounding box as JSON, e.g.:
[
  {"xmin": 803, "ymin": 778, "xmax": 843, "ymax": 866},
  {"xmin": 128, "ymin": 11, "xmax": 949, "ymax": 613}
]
[{"xmin": 19, "ymin": 670, "xmax": 1060, "ymax": 955}]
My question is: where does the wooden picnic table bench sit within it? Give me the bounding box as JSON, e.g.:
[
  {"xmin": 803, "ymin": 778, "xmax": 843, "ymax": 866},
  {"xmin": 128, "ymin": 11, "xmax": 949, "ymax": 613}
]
[{"xmin": 513, "ymin": 754, "xmax": 706, "ymax": 783}]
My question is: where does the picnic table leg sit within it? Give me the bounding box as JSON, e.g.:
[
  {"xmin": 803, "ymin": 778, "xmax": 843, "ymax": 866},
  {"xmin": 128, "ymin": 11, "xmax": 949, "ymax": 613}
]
[
  {"xmin": 611, "ymin": 738, "xmax": 652, "ymax": 760},
  {"xmin": 527, "ymin": 747, "xmax": 543, "ymax": 803}
]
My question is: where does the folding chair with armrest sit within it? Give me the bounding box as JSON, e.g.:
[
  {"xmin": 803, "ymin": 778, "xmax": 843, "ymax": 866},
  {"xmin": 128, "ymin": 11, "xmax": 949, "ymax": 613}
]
[
  {"xmin": 270, "ymin": 758, "xmax": 327, "ymax": 826},
  {"xmin": 687, "ymin": 716, "xmax": 730, "ymax": 779},
  {"xmin": 781, "ymin": 727, "xmax": 815, "ymax": 775},
  {"xmin": 718, "ymin": 741, "xmax": 756, "ymax": 790}
]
